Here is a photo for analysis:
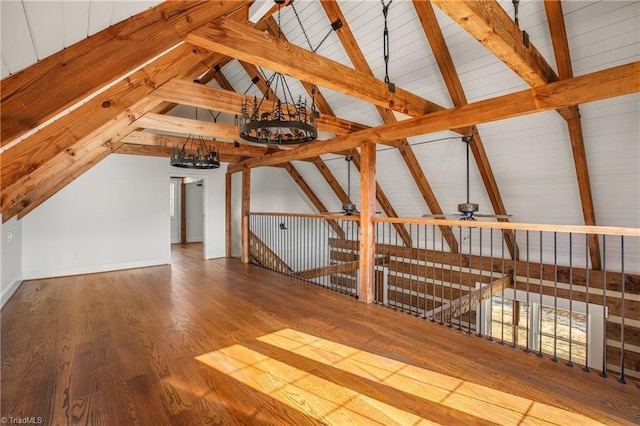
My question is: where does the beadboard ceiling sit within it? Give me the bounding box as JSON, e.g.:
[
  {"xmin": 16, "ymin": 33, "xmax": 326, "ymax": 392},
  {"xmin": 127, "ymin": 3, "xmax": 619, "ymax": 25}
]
[
  {"xmin": 0, "ymin": 0, "xmax": 638, "ymax": 234},
  {"xmin": 1, "ymin": 1, "xmax": 163, "ymax": 77}
]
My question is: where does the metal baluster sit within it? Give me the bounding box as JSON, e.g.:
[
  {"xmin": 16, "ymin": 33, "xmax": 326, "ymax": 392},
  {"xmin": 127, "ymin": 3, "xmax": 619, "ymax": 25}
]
[
  {"xmin": 407, "ymin": 223, "xmax": 417, "ymax": 314},
  {"xmin": 458, "ymin": 226, "xmax": 464, "ymax": 331},
  {"xmin": 394, "ymin": 224, "xmax": 399, "ymax": 310},
  {"xmin": 583, "ymin": 233, "xmax": 590, "ymax": 372},
  {"xmin": 448, "ymin": 227, "xmax": 454, "ymax": 328},
  {"xmin": 423, "ymin": 224, "xmax": 428, "ymax": 318},
  {"xmin": 552, "ymin": 232, "xmax": 559, "ymax": 362},
  {"xmin": 525, "ymin": 230, "xmax": 531, "ymax": 353},
  {"xmin": 431, "ymin": 225, "xmax": 437, "ymax": 322},
  {"xmin": 512, "ymin": 230, "xmax": 518, "ymax": 349},
  {"xmin": 538, "ymin": 232, "xmax": 544, "ymax": 358},
  {"xmin": 568, "ymin": 232, "xmax": 574, "ymax": 367},
  {"xmin": 467, "ymin": 226, "xmax": 473, "ymax": 334},
  {"xmin": 601, "ymin": 235, "xmax": 608, "ymax": 378},
  {"xmin": 440, "ymin": 231, "xmax": 445, "ymax": 325},
  {"xmin": 500, "ymin": 231, "xmax": 506, "ymax": 346},
  {"xmin": 478, "ymin": 227, "xmax": 484, "ymax": 338},
  {"xmin": 488, "ymin": 228, "xmax": 494, "ymax": 342},
  {"xmin": 619, "ymin": 236, "xmax": 626, "ymax": 384}
]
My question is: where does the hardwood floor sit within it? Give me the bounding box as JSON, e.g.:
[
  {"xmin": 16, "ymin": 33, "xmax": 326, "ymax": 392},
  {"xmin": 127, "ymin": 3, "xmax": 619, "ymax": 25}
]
[{"xmin": 2, "ymin": 243, "xmax": 639, "ymax": 425}]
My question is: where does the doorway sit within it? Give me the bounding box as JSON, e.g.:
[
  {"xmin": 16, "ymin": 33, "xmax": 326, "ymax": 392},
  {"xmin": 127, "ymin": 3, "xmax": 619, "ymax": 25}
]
[{"xmin": 169, "ymin": 176, "xmax": 206, "ymax": 258}]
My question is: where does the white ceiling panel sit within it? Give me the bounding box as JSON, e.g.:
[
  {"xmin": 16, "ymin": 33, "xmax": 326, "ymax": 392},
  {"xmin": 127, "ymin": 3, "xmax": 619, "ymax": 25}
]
[
  {"xmin": 110, "ymin": 1, "xmax": 158, "ymax": 25},
  {"xmin": 1, "ymin": 56, "xmax": 8, "ymax": 77},
  {"xmin": 22, "ymin": 1, "xmax": 64, "ymax": 60},
  {"xmin": 0, "ymin": 0, "xmax": 37, "ymax": 75},
  {"xmin": 87, "ymin": 1, "xmax": 114, "ymax": 36},
  {"xmin": 62, "ymin": 1, "xmax": 90, "ymax": 47}
]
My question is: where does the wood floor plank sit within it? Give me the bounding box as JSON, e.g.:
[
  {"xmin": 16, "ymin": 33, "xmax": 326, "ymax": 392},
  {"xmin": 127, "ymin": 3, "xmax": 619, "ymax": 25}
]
[{"xmin": 1, "ymin": 243, "xmax": 638, "ymax": 424}]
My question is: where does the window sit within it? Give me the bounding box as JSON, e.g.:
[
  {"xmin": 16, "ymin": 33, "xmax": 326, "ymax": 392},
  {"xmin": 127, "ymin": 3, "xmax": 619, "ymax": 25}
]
[
  {"xmin": 169, "ymin": 181, "xmax": 176, "ymax": 218},
  {"xmin": 480, "ymin": 287, "xmax": 604, "ymax": 369}
]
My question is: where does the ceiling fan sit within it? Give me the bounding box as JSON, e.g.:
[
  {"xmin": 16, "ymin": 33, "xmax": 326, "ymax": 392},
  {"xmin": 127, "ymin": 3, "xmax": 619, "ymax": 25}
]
[
  {"xmin": 322, "ymin": 155, "xmax": 380, "ymax": 216},
  {"xmin": 423, "ymin": 135, "xmax": 512, "ymax": 221}
]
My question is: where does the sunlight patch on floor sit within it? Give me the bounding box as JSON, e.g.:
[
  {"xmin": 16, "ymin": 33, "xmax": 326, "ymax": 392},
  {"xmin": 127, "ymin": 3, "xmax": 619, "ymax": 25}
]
[
  {"xmin": 196, "ymin": 342, "xmax": 437, "ymax": 425},
  {"xmin": 196, "ymin": 328, "xmax": 604, "ymax": 425}
]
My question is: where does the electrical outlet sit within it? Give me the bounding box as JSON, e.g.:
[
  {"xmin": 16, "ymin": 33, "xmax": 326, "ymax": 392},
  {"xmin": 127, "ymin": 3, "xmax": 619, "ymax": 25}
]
[{"xmin": 6, "ymin": 231, "xmax": 12, "ymax": 242}]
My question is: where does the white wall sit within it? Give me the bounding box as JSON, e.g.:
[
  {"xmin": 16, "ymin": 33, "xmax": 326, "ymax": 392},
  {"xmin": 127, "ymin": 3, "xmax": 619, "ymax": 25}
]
[
  {"xmin": 230, "ymin": 167, "xmax": 315, "ymax": 258},
  {"xmin": 1, "ymin": 217, "xmax": 22, "ymax": 306},
  {"xmin": 22, "ymin": 154, "xmax": 227, "ymax": 279}
]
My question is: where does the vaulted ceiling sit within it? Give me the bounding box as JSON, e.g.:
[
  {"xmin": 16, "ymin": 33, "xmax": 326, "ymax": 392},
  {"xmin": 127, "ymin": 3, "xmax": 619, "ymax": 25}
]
[{"xmin": 1, "ymin": 1, "xmax": 638, "ymax": 260}]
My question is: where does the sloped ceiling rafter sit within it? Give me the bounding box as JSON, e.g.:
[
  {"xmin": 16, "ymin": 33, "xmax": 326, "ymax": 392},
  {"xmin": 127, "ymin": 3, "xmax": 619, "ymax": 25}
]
[
  {"xmin": 412, "ymin": 0, "xmax": 517, "ymax": 259},
  {"xmin": 432, "ymin": 0, "xmax": 600, "ymax": 269},
  {"xmin": 0, "ymin": 1, "xmax": 250, "ymax": 146},
  {"xmin": 320, "ymin": 0, "xmax": 458, "ymax": 253},
  {"xmin": 543, "ymin": 0, "xmax": 601, "ymax": 270}
]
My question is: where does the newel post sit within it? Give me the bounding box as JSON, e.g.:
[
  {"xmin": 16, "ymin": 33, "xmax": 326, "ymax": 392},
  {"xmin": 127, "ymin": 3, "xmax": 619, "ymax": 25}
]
[
  {"xmin": 241, "ymin": 167, "xmax": 251, "ymax": 264},
  {"xmin": 359, "ymin": 142, "xmax": 376, "ymax": 303}
]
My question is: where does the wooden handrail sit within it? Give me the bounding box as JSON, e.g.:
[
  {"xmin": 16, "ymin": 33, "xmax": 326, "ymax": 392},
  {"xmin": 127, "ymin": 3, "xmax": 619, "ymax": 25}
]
[
  {"xmin": 250, "ymin": 212, "xmax": 360, "ymax": 221},
  {"xmin": 249, "ymin": 212, "xmax": 639, "ymax": 237},
  {"xmin": 373, "ymin": 217, "xmax": 640, "ymax": 237}
]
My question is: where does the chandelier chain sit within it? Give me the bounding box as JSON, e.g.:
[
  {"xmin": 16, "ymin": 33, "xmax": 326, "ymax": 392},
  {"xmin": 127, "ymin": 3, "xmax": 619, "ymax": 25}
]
[
  {"xmin": 381, "ymin": 0, "xmax": 393, "ymax": 85},
  {"xmin": 291, "ymin": 2, "xmax": 332, "ymax": 53}
]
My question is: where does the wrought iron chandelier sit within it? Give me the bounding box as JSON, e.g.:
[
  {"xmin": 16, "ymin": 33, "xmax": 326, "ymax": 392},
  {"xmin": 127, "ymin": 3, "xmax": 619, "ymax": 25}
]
[
  {"xmin": 238, "ymin": 1, "xmax": 318, "ymax": 145},
  {"xmin": 170, "ymin": 102, "xmax": 220, "ymax": 169}
]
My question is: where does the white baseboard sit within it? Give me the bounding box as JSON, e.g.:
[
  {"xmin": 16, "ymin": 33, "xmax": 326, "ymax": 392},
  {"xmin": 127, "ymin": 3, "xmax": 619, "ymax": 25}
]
[
  {"xmin": 22, "ymin": 258, "xmax": 170, "ymax": 281},
  {"xmin": 1, "ymin": 274, "xmax": 23, "ymax": 308},
  {"xmin": 186, "ymin": 237, "xmax": 204, "ymax": 243}
]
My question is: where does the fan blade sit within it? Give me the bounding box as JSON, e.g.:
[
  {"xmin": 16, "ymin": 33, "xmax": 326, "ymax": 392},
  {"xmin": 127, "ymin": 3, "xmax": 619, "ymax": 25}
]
[
  {"xmin": 473, "ymin": 213, "xmax": 513, "ymax": 219},
  {"xmin": 422, "ymin": 213, "xmax": 453, "ymax": 219}
]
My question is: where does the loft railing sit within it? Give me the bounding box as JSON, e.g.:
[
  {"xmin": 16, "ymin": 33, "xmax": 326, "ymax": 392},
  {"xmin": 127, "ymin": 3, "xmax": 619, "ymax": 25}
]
[
  {"xmin": 249, "ymin": 213, "xmax": 362, "ymax": 297},
  {"xmin": 248, "ymin": 212, "xmax": 640, "ymax": 385}
]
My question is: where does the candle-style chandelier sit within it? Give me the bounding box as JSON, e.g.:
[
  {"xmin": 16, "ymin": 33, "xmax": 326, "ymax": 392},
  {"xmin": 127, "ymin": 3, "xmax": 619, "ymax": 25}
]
[
  {"xmin": 238, "ymin": 1, "xmax": 318, "ymax": 145},
  {"xmin": 170, "ymin": 102, "xmax": 220, "ymax": 169}
]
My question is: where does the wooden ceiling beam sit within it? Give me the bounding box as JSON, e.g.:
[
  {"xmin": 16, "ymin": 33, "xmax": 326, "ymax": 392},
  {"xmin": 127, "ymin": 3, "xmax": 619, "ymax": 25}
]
[
  {"xmin": 1, "ymin": 1, "xmax": 250, "ymax": 145},
  {"xmin": 432, "ymin": 0, "xmax": 557, "ymax": 87},
  {"xmin": 149, "ymin": 79, "xmax": 369, "ymax": 137},
  {"xmin": 116, "ymin": 144, "xmax": 244, "ymax": 163},
  {"xmin": 413, "ymin": 0, "xmax": 515, "ymax": 258},
  {"xmin": 121, "ymin": 131, "xmax": 278, "ymax": 157},
  {"xmin": 186, "ymin": 17, "xmax": 445, "ymax": 117},
  {"xmin": 2, "ymin": 97, "xmax": 161, "ymax": 221},
  {"xmin": 228, "ymin": 61, "xmax": 639, "ymax": 170},
  {"xmin": 1, "ymin": 43, "xmax": 212, "ymax": 193},
  {"xmin": 544, "ymin": 0, "xmax": 601, "ymax": 270},
  {"xmin": 136, "ymin": 113, "xmax": 239, "ymax": 141},
  {"xmin": 432, "ymin": 0, "xmax": 575, "ymax": 123}
]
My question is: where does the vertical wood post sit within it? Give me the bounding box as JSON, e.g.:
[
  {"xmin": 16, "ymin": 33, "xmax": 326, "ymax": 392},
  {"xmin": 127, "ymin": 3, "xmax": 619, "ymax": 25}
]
[
  {"xmin": 180, "ymin": 178, "xmax": 187, "ymax": 244},
  {"xmin": 359, "ymin": 142, "xmax": 376, "ymax": 303},
  {"xmin": 225, "ymin": 172, "xmax": 232, "ymax": 258},
  {"xmin": 241, "ymin": 167, "xmax": 251, "ymax": 264}
]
